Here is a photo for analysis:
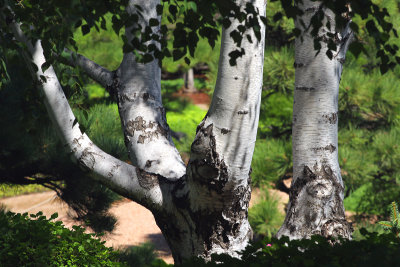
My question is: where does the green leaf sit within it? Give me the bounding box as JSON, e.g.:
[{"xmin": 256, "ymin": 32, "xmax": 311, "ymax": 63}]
[{"xmin": 81, "ymin": 24, "xmax": 90, "ymax": 36}]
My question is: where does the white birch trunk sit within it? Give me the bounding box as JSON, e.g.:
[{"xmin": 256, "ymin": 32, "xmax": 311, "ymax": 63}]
[
  {"xmin": 114, "ymin": 0, "xmax": 186, "ymax": 180},
  {"xmin": 157, "ymin": 0, "xmax": 266, "ymax": 261},
  {"xmin": 5, "ymin": 0, "xmax": 266, "ymax": 263},
  {"xmin": 276, "ymin": 0, "xmax": 353, "ymax": 240}
]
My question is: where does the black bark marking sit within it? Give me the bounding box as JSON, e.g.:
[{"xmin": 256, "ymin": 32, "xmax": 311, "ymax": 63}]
[
  {"xmin": 78, "ymin": 148, "xmax": 96, "ymax": 171},
  {"xmin": 145, "ymin": 160, "xmax": 154, "ymax": 168},
  {"xmin": 221, "ymin": 128, "xmax": 230, "ymax": 134},
  {"xmin": 323, "ymin": 112, "xmax": 338, "ymax": 124},
  {"xmin": 237, "ymin": 110, "xmax": 249, "ymax": 115},
  {"xmin": 294, "ymin": 62, "xmax": 305, "ymax": 68},
  {"xmin": 285, "ymin": 165, "xmax": 352, "ymax": 239},
  {"xmin": 189, "ymin": 123, "xmax": 228, "ymax": 193},
  {"xmin": 107, "ymin": 164, "xmax": 121, "ymax": 178},
  {"xmin": 337, "ymin": 57, "xmax": 345, "ymax": 64},
  {"xmin": 321, "ymin": 219, "xmax": 353, "ymax": 243},
  {"xmin": 296, "ymin": 86, "xmax": 316, "ymax": 92},
  {"xmin": 234, "ymin": 76, "xmax": 238, "ymax": 80},
  {"xmin": 125, "ymin": 116, "xmax": 168, "ymax": 144},
  {"xmin": 143, "ymin": 93, "xmax": 149, "ymax": 101},
  {"xmin": 186, "ymin": 183, "xmax": 252, "ymax": 254},
  {"xmin": 135, "ymin": 168, "xmax": 159, "ymax": 190},
  {"xmin": 311, "ymin": 144, "xmax": 337, "ymax": 153}
]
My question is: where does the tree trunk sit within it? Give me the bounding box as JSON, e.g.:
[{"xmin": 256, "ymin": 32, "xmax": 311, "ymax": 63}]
[
  {"xmin": 5, "ymin": 0, "xmax": 266, "ymax": 263},
  {"xmin": 183, "ymin": 68, "xmax": 196, "ymax": 93},
  {"xmin": 276, "ymin": 0, "xmax": 353, "ymax": 240},
  {"xmin": 156, "ymin": 0, "xmax": 266, "ymax": 261}
]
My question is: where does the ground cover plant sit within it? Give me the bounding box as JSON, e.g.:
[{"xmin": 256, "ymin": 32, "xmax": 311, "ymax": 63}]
[{"xmin": 0, "ymin": 208, "xmax": 123, "ymax": 267}]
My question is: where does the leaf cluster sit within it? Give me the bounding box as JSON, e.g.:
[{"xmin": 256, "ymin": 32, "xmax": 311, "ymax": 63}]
[
  {"xmin": 0, "ymin": 209, "xmax": 124, "ymax": 266},
  {"xmin": 271, "ymin": 0, "xmax": 400, "ymax": 73},
  {"xmin": 179, "ymin": 231, "xmax": 400, "ymax": 266}
]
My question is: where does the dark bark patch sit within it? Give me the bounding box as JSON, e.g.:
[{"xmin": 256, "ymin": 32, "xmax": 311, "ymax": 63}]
[
  {"xmin": 294, "ymin": 62, "xmax": 305, "ymax": 68},
  {"xmin": 322, "ymin": 112, "xmax": 338, "ymax": 124},
  {"xmin": 107, "ymin": 164, "xmax": 121, "ymax": 178},
  {"xmin": 237, "ymin": 110, "xmax": 249, "ymax": 115},
  {"xmin": 188, "ymin": 183, "xmax": 251, "ymax": 254},
  {"xmin": 221, "ymin": 128, "xmax": 230, "ymax": 134},
  {"xmin": 311, "ymin": 144, "xmax": 336, "ymax": 153},
  {"xmin": 295, "ymin": 86, "xmax": 316, "ymax": 91},
  {"xmin": 143, "ymin": 93, "xmax": 149, "ymax": 101},
  {"xmin": 321, "ymin": 219, "xmax": 353, "ymax": 241},
  {"xmin": 337, "ymin": 57, "xmax": 346, "ymax": 64},
  {"xmin": 135, "ymin": 168, "xmax": 159, "ymax": 190},
  {"xmin": 145, "ymin": 160, "xmax": 154, "ymax": 168},
  {"xmin": 285, "ymin": 165, "xmax": 351, "ymax": 237},
  {"xmin": 189, "ymin": 123, "xmax": 228, "ymax": 193},
  {"xmin": 78, "ymin": 148, "xmax": 96, "ymax": 171},
  {"xmin": 125, "ymin": 116, "xmax": 168, "ymax": 144}
]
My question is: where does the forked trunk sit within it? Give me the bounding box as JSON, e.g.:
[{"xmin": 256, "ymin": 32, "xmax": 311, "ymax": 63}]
[
  {"xmin": 5, "ymin": 0, "xmax": 266, "ymax": 263},
  {"xmin": 277, "ymin": 0, "xmax": 353, "ymax": 240}
]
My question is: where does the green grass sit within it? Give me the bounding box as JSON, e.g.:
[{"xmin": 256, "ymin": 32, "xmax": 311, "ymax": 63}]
[
  {"xmin": 0, "ymin": 184, "xmax": 49, "ymax": 198},
  {"xmin": 167, "ymin": 104, "xmax": 207, "ymax": 154}
]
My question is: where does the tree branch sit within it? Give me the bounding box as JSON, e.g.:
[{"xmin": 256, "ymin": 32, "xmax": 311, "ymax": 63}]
[
  {"xmin": 3, "ymin": 10, "xmax": 167, "ymax": 212},
  {"xmin": 60, "ymin": 48, "xmax": 113, "ymax": 88}
]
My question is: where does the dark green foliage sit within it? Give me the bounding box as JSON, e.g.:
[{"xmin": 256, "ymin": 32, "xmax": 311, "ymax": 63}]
[
  {"xmin": 0, "ymin": 209, "xmax": 124, "ymax": 267},
  {"xmin": 118, "ymin": 243, "xmax": 158, "ymax": 267},
  {"xmin": 179, "ymin": 231, "xmax": 400, "ymax": 266},
  {"xmin": 273, "ymin": 0, "xmax": 400, "ymax": 73},
  {"xmin": 0, "ymin": 53, "xmax": 125, "ymax": 233}
]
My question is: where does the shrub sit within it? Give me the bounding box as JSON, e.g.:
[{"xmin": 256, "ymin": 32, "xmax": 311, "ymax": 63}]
[
  {"xmin": 0, "ymin": 209, "xmax": 124, "ymax": 267},
  {"xmin": 118, "ymin": 243, "xmax": 158, "ymax": 267},
  {"xmin": 179, "ymin": 231, "xmax": 400, "ymax": 266}
]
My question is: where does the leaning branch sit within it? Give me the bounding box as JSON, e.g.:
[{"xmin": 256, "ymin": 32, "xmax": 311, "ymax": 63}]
[
  {"xmin": 59, "ymin": 48, "xmax": 113, "ymax": 88},
  {"xmin": 3, "ymin": 12, "xmax": 166, "ymax": 212}
]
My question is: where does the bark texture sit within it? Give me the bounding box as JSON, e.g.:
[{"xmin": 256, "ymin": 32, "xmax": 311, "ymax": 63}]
[
  {"xmin": 6, "ymin": 0, "xmax": 266, "ymax": 263},
  {"xmin": 276, "ymin": 0, "xmax": 353, "ymax": 240},
  {"xmin": 113, "ymin": 0, "xmax": 186, "ymax": 180}
]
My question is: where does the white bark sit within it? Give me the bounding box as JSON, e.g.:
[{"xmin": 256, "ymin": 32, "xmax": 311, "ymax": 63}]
[
  {"xmin": 115, "ymin": 0, "xmax": 186, "ymax": 180},
  {"xmin": 5, "ymin": 16, "xmax": 168, "ymax": 213},
  {"xmin": 277, "ymin": 0, "xmax": 353, "ymax": 240},
  {"xmin": 170, "ymin": 0, "xmax": 266, "ymax": 260},
  {"xmin": 4, "ymin": 0, "xmax": 267, "ymax": 263}
]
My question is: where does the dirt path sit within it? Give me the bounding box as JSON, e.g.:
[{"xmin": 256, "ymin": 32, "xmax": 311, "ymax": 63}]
[{"xmin": 0, "ymin": 188, "xmax": 288, "ymax": 265}]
